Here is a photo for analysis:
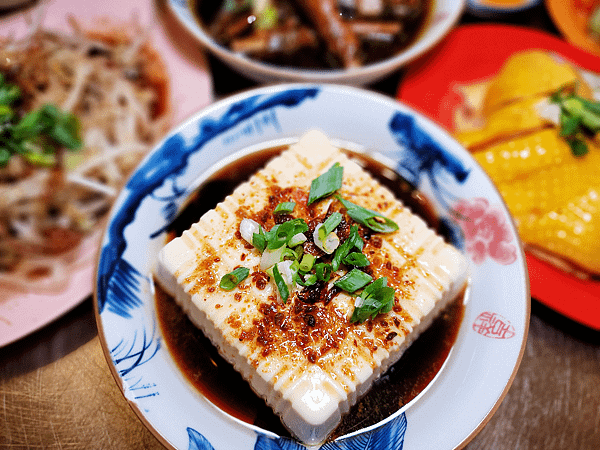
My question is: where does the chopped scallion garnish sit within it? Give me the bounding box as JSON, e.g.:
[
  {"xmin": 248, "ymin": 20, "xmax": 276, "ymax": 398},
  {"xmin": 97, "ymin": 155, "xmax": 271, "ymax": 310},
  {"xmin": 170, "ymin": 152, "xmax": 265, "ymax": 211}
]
[
  {"xmin": 227, "ymin": 161, "xmax": 400, "ymax": 320},
  {"xmin": 253, "ymin": 228, "xmax": 267, "ymax": 252},
  {"xmin": 313, "ymin": 223, "xmax": 340, "ymax": 254},
  {"xmin": 549, "ymin": 86, "xmax": 600, "ymax": 157},
  {"xmin": 343, "ymin": 252, "xmax": 370, "ymax": 267},
  {"xmin": 332, "ymin": 225, "xmax": 363, "ymax": 271},
  {"xmin": 0, "ymin": 75, "xmax": 82, "ymax": 167},
  {"xmin": 273, "ymin": 263, "xmax": 290, "ymax": 303},
  {"xmin": 282, "ymin": 247, "xmax": 298, "ymax": 261},
  {"xmin": 296, "ymin": 272, "xmax": 317, "ymax": 287},
  {"xmin": 265, "ymin": 218, "xmax": 309, "ymax": 250},
  {"xmin": 299, "ymin": 253, "xmax": 316, "ymax": 272},
  {"xmin": 319, "ymin": 212, "xmax": 342, "ymax": 240},
  {"xmin": 350, "ymin": 277, "xmax": 395, "ymax": 323},
  {"xmin": 314, "ymin": 262, "xmax": 332, "ymax": 282},
  {"xmin": 336, "ymin": 195, "xmax": 398, "ymax": 233},
  {"xmin": 219, "ymin": 267, "xmax": 250, "ymax": 290},
  {"xmin": 308, "ymin": 162, "xmax": 343, "ymax": 205},
  {"xmin": 274, "ymin": 201, "xmax": 296, "ymax": 214},
  {"xmin": 334, "ymin": 268, "xmax": 372, "ymax": 293},
  {"xmin": 292, "ymin": 244, "xmax": 304, "ymax": 260}
]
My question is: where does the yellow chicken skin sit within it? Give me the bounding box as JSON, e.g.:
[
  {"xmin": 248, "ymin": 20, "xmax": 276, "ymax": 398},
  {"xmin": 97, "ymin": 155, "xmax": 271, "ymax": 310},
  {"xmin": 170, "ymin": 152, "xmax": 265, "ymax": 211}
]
[
  {"xmin": 473, "ymin": 128, "xmax": 576, "ymax": 184},
  {"xmin": 482, "ymin": 50, "xmax": 589, "ymax": 115},
  {"xmin": 456, "ymin": 97, "xmax": 549, "ymax": 150},
  {"xmin": 497, "ymin": 147, "xmax": 600, "ymax": 225},
  {"xmin": 519, "ymin": 187, "xmax": 600, "ymax": 275},
  {"xmin": 453, "ymin": 49, "xmax": 600, "ymax": 277}
]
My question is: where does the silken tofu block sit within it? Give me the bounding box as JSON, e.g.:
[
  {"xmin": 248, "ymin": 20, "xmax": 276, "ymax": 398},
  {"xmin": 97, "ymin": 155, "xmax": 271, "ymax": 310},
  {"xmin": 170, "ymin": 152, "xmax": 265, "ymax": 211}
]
[{"xmin": 155, "ymin": 130, "xmax": 469, "ymax": 445}]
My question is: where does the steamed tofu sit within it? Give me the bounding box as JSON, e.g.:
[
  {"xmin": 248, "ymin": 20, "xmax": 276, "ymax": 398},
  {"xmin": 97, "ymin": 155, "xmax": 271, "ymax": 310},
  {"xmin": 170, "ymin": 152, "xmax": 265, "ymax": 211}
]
[{"xmin": 156, "ymin": 130, "xmax": 468, "ymax": 445}]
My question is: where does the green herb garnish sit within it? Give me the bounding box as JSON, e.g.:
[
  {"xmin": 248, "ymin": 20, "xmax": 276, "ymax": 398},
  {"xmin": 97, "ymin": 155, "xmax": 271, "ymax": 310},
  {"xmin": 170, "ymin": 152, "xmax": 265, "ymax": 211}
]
[
  {"xmin": 264, "ymin": 218, "xmax": 308, "ymax": 250},
  {"xmin": 299, "ymin": 253, "xmax": 316, "ymax": 272},
  {"xmin": 314, "ymin": 262, "xmax": 332, "ymax": 282},
  {"xmin": 296, "ymin": 272, "xmax": 317, "ymax": 287},
  {"xmin": 252, "ymin": 227, "xmax": 267, "ymax": 252},
  {"xmin": 227, "ymin": 161, "xmax": 401, "ymax": 324},
  {"xmin": 0, "ymin": 75, "xmax": 82, "ymax": 167},
  {"xmin": 550, "ymin": 86, "xmax": 600, "ymax": 157},
  {"xmin": 334, "ymin": 268, "xmax": 372, "ymax": 293},
  {"xmin": 332, "ymin": 224, "xmax": 363, "ymax": 271},
  {"xmin": 350, "ymin": 277, "xmax": 395, "ymax": 323},
  {"xmin": 219, "ymin": 267, "xmax": 250, "ymax": 290},
  {"xmin": 255, "ymin": 4, "xmax": 278, "ymax": 30},
  {"xmin": 307, "ymin": 162, "xmax": 343, "ymax": 205},
  {"xmin": 336, "ymin": 195, "xmax": 399, "ymax": 233},
  {"xmin": 318, "ymin": 211, "xmax": 342, "ymax": 240},
  {"xmin": 272, "ymin": 263, "xmax": 290, "ymax": 303},
  {"xmin": 343, "ymin": 252, "xmax": 370, "ymax": 267},
  {"xmin": 274, "ymin": 201, "xmax": 296, "ymax": 214}
]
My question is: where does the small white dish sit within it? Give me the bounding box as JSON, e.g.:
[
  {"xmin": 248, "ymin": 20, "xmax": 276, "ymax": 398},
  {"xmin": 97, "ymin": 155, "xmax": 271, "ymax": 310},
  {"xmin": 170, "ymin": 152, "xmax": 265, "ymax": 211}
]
[
  {"xmin": 95, "ymin": 84, "xmax": 530, "ymax": 449},
  {"xmin": 166, "ymin": 0, "xmax": 465, "ymax": 85}
]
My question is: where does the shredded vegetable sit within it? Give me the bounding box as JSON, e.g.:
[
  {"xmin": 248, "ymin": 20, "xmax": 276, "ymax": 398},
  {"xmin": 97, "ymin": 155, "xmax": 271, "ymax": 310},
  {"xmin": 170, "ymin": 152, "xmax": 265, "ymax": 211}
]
[{"xmin": 0, "ymin": 14, "xmax": 171, "ymax": 291}]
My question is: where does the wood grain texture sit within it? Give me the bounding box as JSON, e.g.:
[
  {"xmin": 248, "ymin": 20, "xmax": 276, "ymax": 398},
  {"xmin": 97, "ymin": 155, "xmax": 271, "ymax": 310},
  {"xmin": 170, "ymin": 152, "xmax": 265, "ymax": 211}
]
[
  {"xmin": 466, "ymin": 304, "xmax": 600, "ymax": 449},
  {"xmin": 1, "ymin": 298, "xmax": 599, "ymax": 449}
]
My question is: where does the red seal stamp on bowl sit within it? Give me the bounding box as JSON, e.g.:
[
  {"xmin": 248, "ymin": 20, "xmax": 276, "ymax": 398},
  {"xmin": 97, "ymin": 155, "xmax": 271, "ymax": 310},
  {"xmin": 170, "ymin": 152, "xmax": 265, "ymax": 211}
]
[{"xmin": 472, "ymin": 312, "xmax": 516, "ymax": 339}]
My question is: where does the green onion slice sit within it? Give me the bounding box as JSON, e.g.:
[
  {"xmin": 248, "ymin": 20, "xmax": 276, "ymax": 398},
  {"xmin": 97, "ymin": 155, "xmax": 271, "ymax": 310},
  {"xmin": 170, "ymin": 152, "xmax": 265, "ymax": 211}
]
[
  {"xmin": 343, "ymin": 252, "xmax": 370, "ymax": 267},
  {"xmin": 299, "ymin": 253, "xmax": 316, "ymax": 272},
  {"xmin": 253, "ymin": 228, "xmax": 267, "ymax": 253},
  {"xmin": 219, "ymin": 267, "xmax": 250, "ymax": 290},
  {"xmin": 332, "ymin": 225, "xmax": 363, "ymax": 271},
  {"xmin": 264, "ymin": 218, "xmax": 309, "ymax": 250},
  {"xmin": 308, "ymin": 163, "xmax": 343, "ymax": 205},
  {"xmin": 296, "ymin": 272, "xmax": 317, "ymax": 287},
  {"xmin": 0, "ymin": 74, "xmax": 82, "ymax": 168},
  {"xmin": 351, "ymin": 277, "xmax": 395, "ymax": 323},
  {"xmin": 334, "ymin": 268, "xmax": 372, "ymax": 293},
  {"xmin": 274, "ymin": 201, "xmax": 296, "ymax": 214},
  {"xmin": 273, "ymin": 263, "xmax": 290, "ymax": 303},
  {"xmin": 319, "ymin": 212, "xmax": 342, "ymax": 240},
  {"xmin": 314, "ymin": 262, "xmax": 332, "ymax": 282},
  {"xmin": 336, "ymin": 195, "xmax": 398, "ymax": 233},
  {"xmin": 549, "ymin": 86, "xmax": 600, "ymax": 157}
]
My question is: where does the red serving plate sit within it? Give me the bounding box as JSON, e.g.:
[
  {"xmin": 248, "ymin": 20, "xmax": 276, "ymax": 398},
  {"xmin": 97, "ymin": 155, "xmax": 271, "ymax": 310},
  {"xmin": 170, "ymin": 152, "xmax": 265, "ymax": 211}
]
[{"xmin": 397, "ymin": 24, "xmax": 600, "ymax": 330}]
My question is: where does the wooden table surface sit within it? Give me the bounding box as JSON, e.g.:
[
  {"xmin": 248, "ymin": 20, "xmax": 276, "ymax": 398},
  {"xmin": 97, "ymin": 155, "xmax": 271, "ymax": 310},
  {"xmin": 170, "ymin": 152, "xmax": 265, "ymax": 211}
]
[{"xmin": 2, "ymin": 2, "xmax": 600, "ymax": 449}]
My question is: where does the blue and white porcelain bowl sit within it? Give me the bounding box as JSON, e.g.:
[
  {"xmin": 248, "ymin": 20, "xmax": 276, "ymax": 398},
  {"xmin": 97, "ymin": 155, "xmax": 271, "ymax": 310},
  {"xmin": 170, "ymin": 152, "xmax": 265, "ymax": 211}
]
[{"xmin": 94, "ymin": 84, "xmax": 530, "ymax": 450}]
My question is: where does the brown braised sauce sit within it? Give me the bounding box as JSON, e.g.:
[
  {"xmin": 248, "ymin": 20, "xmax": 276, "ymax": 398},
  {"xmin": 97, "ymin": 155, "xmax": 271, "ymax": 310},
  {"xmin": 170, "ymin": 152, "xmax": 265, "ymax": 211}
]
[
  {"xmin": 195, "ymin": 1, "xmax": 431, "ymax": 70},
  {"xmin": 155, "ymin": 145, "xmax": 465, "ymax": 440}
]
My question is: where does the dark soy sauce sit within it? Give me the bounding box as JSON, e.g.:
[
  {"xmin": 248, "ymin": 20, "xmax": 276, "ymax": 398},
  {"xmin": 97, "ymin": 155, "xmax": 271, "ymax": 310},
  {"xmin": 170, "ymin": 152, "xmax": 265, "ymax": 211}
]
[{"xmin": 155, "ymin": 145, "xmax": 465, "ymax": 441}]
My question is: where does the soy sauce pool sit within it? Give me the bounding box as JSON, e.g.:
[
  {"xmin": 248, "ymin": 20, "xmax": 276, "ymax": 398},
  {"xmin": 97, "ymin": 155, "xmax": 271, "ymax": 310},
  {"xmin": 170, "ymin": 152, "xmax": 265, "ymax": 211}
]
[{"xmin": 155, "ymin": 145, "xmax": 465, "ymax": 441}]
